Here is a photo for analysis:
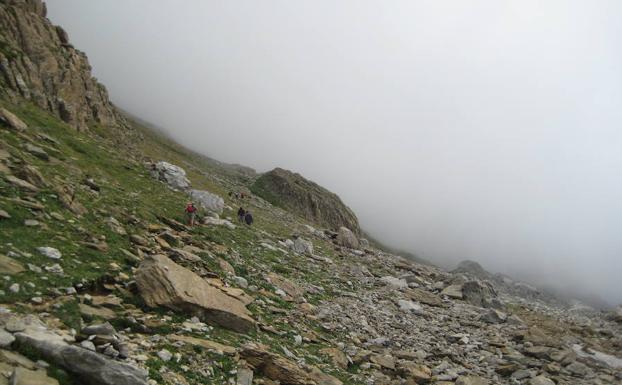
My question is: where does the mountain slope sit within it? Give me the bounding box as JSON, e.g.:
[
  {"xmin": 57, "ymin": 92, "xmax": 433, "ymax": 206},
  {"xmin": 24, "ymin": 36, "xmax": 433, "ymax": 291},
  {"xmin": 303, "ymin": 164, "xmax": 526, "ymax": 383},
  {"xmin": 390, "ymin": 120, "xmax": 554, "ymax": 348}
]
[{"xmin": 0, "ymin": 2, "xmax": 620, "ymax": 385}]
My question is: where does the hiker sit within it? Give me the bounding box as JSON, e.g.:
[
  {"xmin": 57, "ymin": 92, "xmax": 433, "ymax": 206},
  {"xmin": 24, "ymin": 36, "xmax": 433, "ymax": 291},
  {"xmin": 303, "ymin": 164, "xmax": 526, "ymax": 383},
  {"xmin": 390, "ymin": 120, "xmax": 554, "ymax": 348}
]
[
  {"xmin": 185, "ymin": 202, "xmax": 198, "ymax": 226},
  {"xmin": 237, "ymin": 207, "xmax": 246, "ymax": 222},
  {"xmin": 244, "ymin": 211, "xmax": 253, "ymax": 226}
]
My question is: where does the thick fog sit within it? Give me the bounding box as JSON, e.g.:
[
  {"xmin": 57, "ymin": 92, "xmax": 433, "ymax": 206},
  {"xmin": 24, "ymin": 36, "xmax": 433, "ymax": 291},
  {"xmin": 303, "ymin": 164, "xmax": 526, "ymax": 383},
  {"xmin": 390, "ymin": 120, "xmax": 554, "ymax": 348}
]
[{"xmin": 46, "ymin": 1, "xmax": 622, "ymax": 306}]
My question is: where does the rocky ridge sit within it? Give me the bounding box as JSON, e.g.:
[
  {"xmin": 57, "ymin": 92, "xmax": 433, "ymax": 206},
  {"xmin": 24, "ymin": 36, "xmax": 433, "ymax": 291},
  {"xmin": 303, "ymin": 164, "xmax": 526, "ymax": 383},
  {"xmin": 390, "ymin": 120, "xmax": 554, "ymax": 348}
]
[
  {"xmin": 0, "ymin": 0, "xmax": 123, "ymax": 130},
  {"xmin": 251, "ymin": 167, "xmax": 360, "ymax": 234}
]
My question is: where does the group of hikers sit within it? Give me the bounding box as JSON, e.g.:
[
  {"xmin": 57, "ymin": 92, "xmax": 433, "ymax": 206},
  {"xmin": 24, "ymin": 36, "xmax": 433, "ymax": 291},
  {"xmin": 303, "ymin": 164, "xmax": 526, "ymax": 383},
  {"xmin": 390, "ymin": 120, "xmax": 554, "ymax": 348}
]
[
  {"xmin": 229, "ymin": 191, "xmax": 250, "ymax": 200},
  {"xmin": 183, "ymin": 201, "xmax": 254, "ymax": 227},
  {"xmin": 237, "ymin": 207, "xmax": 253, "ymax": 226}
]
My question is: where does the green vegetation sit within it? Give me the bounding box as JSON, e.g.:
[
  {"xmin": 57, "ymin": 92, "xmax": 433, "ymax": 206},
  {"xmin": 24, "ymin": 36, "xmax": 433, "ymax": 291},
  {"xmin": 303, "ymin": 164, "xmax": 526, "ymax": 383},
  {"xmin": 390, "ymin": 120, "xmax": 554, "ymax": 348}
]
[{"xmin": 0, "ymin": 99, "xmax": 364, "ymax": 384}]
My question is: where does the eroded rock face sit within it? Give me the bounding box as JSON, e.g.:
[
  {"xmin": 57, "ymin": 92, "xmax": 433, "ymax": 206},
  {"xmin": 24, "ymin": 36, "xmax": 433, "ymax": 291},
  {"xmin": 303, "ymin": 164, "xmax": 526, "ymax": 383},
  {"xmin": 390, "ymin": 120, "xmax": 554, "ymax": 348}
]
[
  {"xmin": 135, "ymin": 254, "xmax": 255, "ymax": 333},
  {"xmin": 0, "ymin": 0, "xmax": 123, "ymax": 130},
  {"xmin": 251, "ymin": 168, "xmax": 360, "ymax": 234}
]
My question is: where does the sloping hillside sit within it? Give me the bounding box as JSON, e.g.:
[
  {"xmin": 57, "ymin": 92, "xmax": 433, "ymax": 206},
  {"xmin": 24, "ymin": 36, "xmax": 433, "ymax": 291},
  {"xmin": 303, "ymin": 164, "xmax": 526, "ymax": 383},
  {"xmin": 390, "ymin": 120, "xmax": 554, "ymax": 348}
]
[{"xmin": 0, "ymin": 2, "xmax": 620, "ymax": 385}]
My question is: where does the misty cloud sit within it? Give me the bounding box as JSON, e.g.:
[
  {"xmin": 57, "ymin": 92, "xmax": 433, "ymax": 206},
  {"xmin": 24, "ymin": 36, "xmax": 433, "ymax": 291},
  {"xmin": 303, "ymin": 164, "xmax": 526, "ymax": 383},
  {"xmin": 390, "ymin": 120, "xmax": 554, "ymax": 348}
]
[{"xmin": 46, "ymin": 0, "xmax": 622, "ymax": 305}]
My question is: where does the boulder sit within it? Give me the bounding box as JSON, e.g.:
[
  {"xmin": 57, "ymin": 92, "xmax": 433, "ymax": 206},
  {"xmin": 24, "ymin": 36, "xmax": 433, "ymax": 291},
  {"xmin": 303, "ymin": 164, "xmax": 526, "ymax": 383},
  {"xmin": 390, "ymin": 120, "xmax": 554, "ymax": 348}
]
[
  {"xmin": 462, "ymin": 280, "xmax": 498, "ymax": 308},
  {"xmin": 135, "ymin": 255, "xmax": 255, "ymax": 333},
  {"xmin": 405, "ymin": 288, "xmax": 443, "ymax": 307},
  {"xmin": 397, "ymin": 300, "xmax": 425, "ymax": 315},
  {"xmin": 529, "ymin": 376, "xmax": 555, "ymax": 385},
  {"xmin": 153, "ymin": 161, "xmax": 190, "ymax": 190},
  {"xmin": 441, "ymin": 284, "xmax": 463, "ymax": 299},
  {"xmin": 455, "ymin": 376, "xmax": 489, "ymax": 385},
  {"xmin": 479, "ymin": 309, "xmax": 507, "ymax": 324},
  {"xmin": 189, "ymin": 189, "xmax": 224, "ymax": 214},
  {"xmin": 0, "ymin": 255, "xmax": 25, "ymax": 275},
  {"xmin": 240, "ymin": 343, "xmax": 342, "ymax": 385},
  {"xmin": 36, "ymin": 247, "xmax": 61, "ymax": 260},
  {"xmin": 380, "ymin": 276, "xmax": 408, "ymax": 290},
  {"xmin": 14, "ymin": 328, "xmax": 148, "ymax": 385},
  {"xmin": 336, "ymin": 227, "xmax": 359, "ymax": 249},
  {"xmin": 292, "ymin": 238, "xmax": 313, "ymax": 255},
  {"xmin": 10, "ymin": 367, "xmax": 59, "ymax": 385},
  {"xmin": 0, "ymin": 108, "xmax": 27, "ymax": 131}
]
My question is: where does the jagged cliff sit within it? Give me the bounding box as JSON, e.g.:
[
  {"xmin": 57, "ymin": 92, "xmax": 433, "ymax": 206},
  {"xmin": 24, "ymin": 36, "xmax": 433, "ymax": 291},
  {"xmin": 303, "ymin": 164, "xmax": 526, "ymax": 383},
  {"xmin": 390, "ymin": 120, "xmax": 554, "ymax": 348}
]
[
  {"xmin": 251, "ymin": 167, "xmax": 361, "ymax": 234},
  {"xmin": 0, "ymin": 0, "xmax": 122, "ymax": 130}
]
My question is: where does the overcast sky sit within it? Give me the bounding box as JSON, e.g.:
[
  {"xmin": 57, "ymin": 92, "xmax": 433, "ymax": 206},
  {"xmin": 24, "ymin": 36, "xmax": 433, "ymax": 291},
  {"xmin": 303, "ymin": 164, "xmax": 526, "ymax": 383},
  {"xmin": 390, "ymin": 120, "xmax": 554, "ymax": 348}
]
[{"xmin": 46, "ymin": 1, "xmax": 622, "ymax": 306}]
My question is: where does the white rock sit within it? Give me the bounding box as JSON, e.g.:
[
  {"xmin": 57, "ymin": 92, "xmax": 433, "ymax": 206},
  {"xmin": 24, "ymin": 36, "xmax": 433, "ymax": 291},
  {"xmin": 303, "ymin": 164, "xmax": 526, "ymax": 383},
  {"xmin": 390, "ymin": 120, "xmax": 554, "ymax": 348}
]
[
  {"xmin": 37, "ymin": 247, "xmax": 62, "ymax": 260},
  {"xmin": 380, "ymin": 276, "xmax": 408, "ymax": 290},
  {"xmin": 9, "ymin": 283, "xmax": 19, "ymax": 293},
  {"xmin": 397, "ymin": 300, "xmax": 425, "ymax": 315},
  {"xmin": 157, "ymin": 349, "xmax": 173, "ymax": 362},
  {"xmin": 292, "ymin": 238, "xmax": 313, "ymax": 255},
  {"xmin": 80, "ymin": 340, "xmax": 96, "ymax": 351},
  {"xmin": 153, "ymin": 161, "xmax": 190, "ymax": 190},
  {"xmin": 189, "ymin": 189, "xmax": 225, "ymax": 214},
  {"xmin": 233, "ymin": 276, "xmax": 248, "ymax": 288}
]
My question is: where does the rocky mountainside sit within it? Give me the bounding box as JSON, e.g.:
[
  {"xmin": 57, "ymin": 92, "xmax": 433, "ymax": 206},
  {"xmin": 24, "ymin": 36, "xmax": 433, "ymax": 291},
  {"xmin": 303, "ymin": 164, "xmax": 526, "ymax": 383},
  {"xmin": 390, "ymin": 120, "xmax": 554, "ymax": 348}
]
[
  {"xmin": 251, "ymin": 167, "xmax": 360, "ymax": 234},
  {"xmin": 0, "ymin": 2, "xmax": 621, "ymax": 385},
  {"xmin": 0, "ymin": 0, "xmax": 122, "ymax": 130}
]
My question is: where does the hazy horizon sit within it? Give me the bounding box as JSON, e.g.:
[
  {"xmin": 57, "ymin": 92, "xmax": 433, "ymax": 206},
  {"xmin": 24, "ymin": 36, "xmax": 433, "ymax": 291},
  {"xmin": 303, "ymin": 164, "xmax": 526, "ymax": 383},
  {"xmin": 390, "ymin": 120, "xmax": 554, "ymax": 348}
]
[{"xmin": 47, "ymin": 1, "xmax": 622, "ymax": 306}]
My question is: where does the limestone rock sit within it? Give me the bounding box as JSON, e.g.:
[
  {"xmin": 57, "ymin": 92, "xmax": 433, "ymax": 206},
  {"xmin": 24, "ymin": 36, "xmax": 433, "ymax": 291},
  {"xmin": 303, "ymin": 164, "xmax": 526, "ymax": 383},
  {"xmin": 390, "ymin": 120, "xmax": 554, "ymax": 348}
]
[
  {"xmin": 189, "ymin": 189, "xmax": 224, "ymax": 214},
  {"xmin": 10, "ymin": 367, "xmax": 59, "ymax": 385},
  {"xmin": 236, "ymin": 367, "xmax": 253, "ymax": 385},
  {"xmin": 0, "ymin": 255, "xmax": 25, "ymax": 275},
  {"xmin": 455, "ymin": 376, "xmax": 489, "ymax": 385},
  {"xmin": 479, "ymin": 308, "xmax": 507, "ymax": 324},
  {"xmin": 0, "ymin": 329, "xmax": 15, "ymax": 348},
  {"xmin": 441, "ymin": 284, "xmax": 463, "ymax": 299},
  {"xmin": 14, "ymin": 328, "xmax": 148, "ymax": 385},
  {"xmin": 462, "ymin": 280, "xmax": 498, "ymax": 308},
  {"xmin": 529, "ymin": 375, "xmax": 555, "ymax": 385},
  {"xmin": 293, "ymin": 238, "xmax": 313, "ymax": 255},
  {"xmin": 153, "ymin": 161, "xmax": 190, "ymax": 191},
  {"xmin": 135, "ymin": 255, "xmax": 255, "ymax": 333},
  {"xmin": 240, "ymin": 343, "xmax": 342, "ymax": 385},
  {"xmin": 169, "ymin": 335, "xmax": 236, "ymax": 355},
  {"xmin": 336, "ymin": 226, "xmax": 359, "ymax": 249},
  {"xmin": 320, "ymin": 347, "xmax": 348, "ymax": 369},
  {"xmin": 0, "ymin": 108, "xmax": 27, "ymax": 131}
]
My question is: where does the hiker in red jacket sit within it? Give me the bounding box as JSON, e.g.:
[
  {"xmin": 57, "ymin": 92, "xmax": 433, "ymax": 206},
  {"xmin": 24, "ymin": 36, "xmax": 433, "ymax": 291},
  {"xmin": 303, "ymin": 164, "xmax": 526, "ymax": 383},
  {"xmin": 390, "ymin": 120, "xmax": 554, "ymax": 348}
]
[{"xmin": 185, "ymin": 202, "xmax": 197, "ymax": 226}]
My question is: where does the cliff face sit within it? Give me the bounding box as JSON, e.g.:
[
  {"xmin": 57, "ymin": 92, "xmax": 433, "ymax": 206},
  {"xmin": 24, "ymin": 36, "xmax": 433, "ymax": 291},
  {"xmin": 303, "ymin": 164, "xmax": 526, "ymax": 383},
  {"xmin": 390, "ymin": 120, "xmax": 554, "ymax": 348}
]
[
  {"xmin": 0, "ymin": 0, "xmax": 122, "ymax": 130},
  {"xmin": 251, "ymin": 167, "xmax": 361, "ymax": 234}
]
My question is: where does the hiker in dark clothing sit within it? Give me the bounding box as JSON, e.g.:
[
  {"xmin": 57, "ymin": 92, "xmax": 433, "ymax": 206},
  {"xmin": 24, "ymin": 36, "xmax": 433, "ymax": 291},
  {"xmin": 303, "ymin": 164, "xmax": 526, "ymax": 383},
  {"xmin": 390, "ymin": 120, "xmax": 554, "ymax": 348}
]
[
  {"xmin": 237, "ymin": 207, "xmax": 246, "ymax": 222},
  {"xmin": 244, "ymin": 211, "xmax": 253, "ymax": 226}
]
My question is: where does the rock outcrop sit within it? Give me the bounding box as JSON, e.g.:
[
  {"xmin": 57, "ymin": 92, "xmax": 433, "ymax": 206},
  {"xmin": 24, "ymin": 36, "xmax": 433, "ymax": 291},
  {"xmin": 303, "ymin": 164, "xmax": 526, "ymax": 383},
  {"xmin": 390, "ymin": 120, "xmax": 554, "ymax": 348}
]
[
  {"xmin": 189, "ymin": 189, "xmax": 224, "ymax": 214},
  {"xmin": 135, "ymin": 254, "xmax": 255, "ymax": 333},
  {"xmin": 251, "ymin": 168, "xmax": 360, "ymax": 234},
  {"xmin": 0, "ymin": 0, "xmax": 122, "ymax": 130}
]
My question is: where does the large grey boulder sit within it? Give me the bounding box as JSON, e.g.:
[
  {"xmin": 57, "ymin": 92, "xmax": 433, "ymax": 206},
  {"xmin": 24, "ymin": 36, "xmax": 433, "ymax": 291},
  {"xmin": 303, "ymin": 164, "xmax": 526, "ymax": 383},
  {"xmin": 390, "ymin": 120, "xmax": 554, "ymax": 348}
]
[
  {"xmin": 0, "ymin": 107, "xmax": 27, "ymax": 131},
  {"xmin": 135, "ymin": 255, "xmax": 255, "ymax": 333},
  {"xmin": 189, "ymin": 189, "xmax": 224, "ymax": 214},
  {"xmin": 153, "ymin": 161, "xmax": 190, "ymax": 191},
  {"xmin": 336, "ymin": 227, "xmax": 359, "ymax": 249},
  {"xmin": 14, "ymin": 329, "xmax": 148, "ymax": 385},
  {"xmin": 293, "ymin": 238, "xmax": 313, "ymax": 255},
  {"xmin": 462, "ymin": 280, "xmax": 499, "ymax": 308}
]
